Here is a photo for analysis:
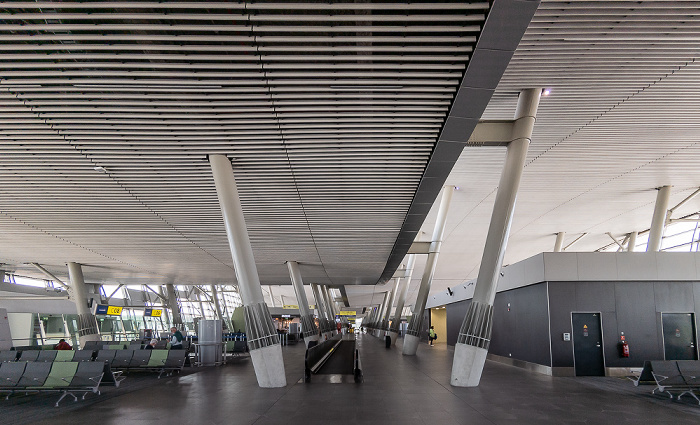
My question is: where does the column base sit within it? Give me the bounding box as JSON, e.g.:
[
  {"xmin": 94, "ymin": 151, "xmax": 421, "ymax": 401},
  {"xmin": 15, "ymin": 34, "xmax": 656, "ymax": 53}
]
[
  {"xmin": 388, "ymin": 331, "xmax": 398, "ymax": 346},
  {"xmin": 249, "ymin": 343, "xmax": 287, "ymax": 388},
  {"xmin": 450, "ymin": 342, "xmax": 488, "ymax": 387},
  {"xmin": 402, "ymin": 334, "xmax": 420, "ymax": 356},
  {"xmin": 303, "ymin": 334, "xmax": 319, "ymax": 348}
]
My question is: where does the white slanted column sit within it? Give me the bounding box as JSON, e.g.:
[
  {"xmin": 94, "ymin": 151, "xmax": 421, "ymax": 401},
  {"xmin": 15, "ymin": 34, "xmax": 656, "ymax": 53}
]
[
  {"xmin": 553, "ymin": 232, "xmax": 565, "ymax": 252},
  {"xmin": 381, "ymin": 279, "xmax": 399, "ymax": 333},
  {"xmin": 311, "ymin": 284, "xmax": 332, "ymax": 338},
  {"xmin": 451, "ymin": 88, "xmax": 541, "ymax": 387},
  {"xmin": 403, "ymin": 185, "xmax": 454, "ymax": 355},
  {"xmin": 286, "ymin": 261, "xmax": 319, "ymax": 347},
  {"xmin": 365, "ymin": 306, "xmax": 377, "ymax": 330},
  {"xmin": 374, "ymin": 291, "xmax": 390, "ymax": 337},
  {"xmin": 67, "ymin": 262, "xmax": 101, "ymax": 347},
  {"xmin": 627, "ymin": 231, "xmax": 638, "ymax": 252},
  {"xmin": 647, "ymin": 185, "xmax": 671, "ymax": 252},
  {"xmin": 389, "ymin": 254, "xmax": 415, "ymax": 345},
  {"xmin": 165, "ymin": 284, "xmax": 184, "ymax": 329},
  {"xmin": 209, "ymin": 154, "xmax": 286, "ymax": 388},
  {"xmin": 321, "ymin": 285, "xmax": 337, "ymax": 334},
  {"xmin": 210, "ymin": 285, "xmax": 228, "ymax": 330}
]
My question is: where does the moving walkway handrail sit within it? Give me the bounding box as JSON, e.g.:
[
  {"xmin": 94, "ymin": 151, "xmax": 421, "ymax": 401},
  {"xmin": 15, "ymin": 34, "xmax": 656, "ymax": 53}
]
[
  {"xmin": 305, "ymin": 333, "xmax": 342, "ymax": 375},
  {"xmin": 353, "ymin": 347, "xmax": 363, "ymax": 383}
]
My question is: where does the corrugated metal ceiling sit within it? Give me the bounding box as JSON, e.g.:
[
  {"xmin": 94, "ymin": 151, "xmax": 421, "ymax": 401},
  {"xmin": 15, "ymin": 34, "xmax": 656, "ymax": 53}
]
[{"xmin": 0, "ymin": 1, "xmax": 492, "ymax": 286}]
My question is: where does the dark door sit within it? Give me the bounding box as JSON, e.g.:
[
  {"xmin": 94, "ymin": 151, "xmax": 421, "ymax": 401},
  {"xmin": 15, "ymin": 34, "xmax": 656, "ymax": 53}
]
[
  {"xmin": 572, "ymin": 313, "xmax": 605, "ymax": 376},
  {"xmin": 662, "ymin": 313, "xmax": 698, "ymax": 360}
]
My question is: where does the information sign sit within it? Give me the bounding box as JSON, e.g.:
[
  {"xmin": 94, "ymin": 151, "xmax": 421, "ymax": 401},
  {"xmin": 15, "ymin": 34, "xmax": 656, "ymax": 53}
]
[{"xmin": 144, "ymin": 308, "xmax": 162, "ymax": 317}]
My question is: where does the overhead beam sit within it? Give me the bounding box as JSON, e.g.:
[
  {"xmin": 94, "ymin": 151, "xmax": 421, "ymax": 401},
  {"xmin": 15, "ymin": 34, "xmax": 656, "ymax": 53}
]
[
  {"xmin": 377, "ymin": 0, "xmax": 540, "ymax": 285},
  {"xmin": 407, "ymin": 241, "xmax": 431, "ymax": 254},
  {"xmin": 466, "ymin": 120, "xmax": 514, "ymax": 146},
  {"xmin": 29, "ymin": 263, "xmax": 70, "ymax": 290},
  {"xmin": 564, "ymin": 233, "xmax": 587, "ymax": 251}
]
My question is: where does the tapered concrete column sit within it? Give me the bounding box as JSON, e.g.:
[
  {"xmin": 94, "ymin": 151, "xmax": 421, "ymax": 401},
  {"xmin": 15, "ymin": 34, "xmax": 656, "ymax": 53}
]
[
  {"xmin": 210, "ymin": 285, "xmax": 228, "ymax": 329},
  {"xmin": 381, "ymin": 279, "xmax": 399, "ymax": 332},
  {"xmin": 389, "ymin": 254, "xmax": 416, "ymax": 345},
  {"xmin": 321, "ymin": 285, "xmax": 337, "ymax": 334},
  {"xmin": 323, "ymin": 286, "xmax": 338, "ymax": 317},
  {"xmin": 374, "ymin": 291, "xmax": 390, "ymax": 336},
  {"xmin": 366, "ymin": 305, "xmax": 378, "ymax": 329},
  {"xmin": 311, "ymin": 284, "xmax": 332, "ymax": 337},
  {"xmin": 165, "ymin": 284, "xmax": 184, "ymax": 328},
  {"xmin": 450, "ymin": 89, "xmax": 541, "ymax": 387},
  {"xmin": 403, "ymin": 186, "xmax": 454, "ymax": 355},
  {"xmin": 553, "ymin": 232, "xmax": 565, "ymax": 252},
  {"xmin": 67, "ymin": 262, "xmax": 101, "ymax": 347},
  {"xmin": 647, "ymin": 185, "xmax": 671, "ymax": 252},
  {"xmin": 627, "ymin": 231, "xmax": 638, "ymax": 252},
  {"xmin": 209, "ymin": 154, "xmax": 286, "ymax": 388},
  {"xmin": 287, "ymin": 261, "xmax": 319, "ymax": 347}
]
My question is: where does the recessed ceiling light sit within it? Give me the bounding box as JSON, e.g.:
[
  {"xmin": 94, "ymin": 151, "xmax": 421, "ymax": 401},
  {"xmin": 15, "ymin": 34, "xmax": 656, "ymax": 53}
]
[
  {"xmin": 93, "ymin": 165, "xmax": 107, "ymax": 173},
  {"xmin": 542, "ymin": 89, "xmax": 551, "ymax": 96}
]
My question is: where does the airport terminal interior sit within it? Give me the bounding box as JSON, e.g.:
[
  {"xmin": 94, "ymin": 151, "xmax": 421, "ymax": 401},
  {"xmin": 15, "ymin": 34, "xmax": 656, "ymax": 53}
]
[{"xmin": 2, "ymin": 0, "xmax": 700, "ymax": 424}]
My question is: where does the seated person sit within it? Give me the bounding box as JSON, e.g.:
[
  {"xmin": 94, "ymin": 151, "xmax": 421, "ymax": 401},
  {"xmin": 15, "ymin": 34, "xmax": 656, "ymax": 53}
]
[
  {"xmin": 170, "ymin": 327, "xmax": 184, "ymax": 349},
  {"xmin": 54, "ymin": 339, "xmax": 72, "ymax": 350},
  {"xmin": 145, "ymin": 339, "xmax": 158, "ymax": 349}
]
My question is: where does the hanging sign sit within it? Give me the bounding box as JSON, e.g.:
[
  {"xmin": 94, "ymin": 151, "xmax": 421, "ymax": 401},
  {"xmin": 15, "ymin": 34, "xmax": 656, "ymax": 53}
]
[
  {"xmin": 95, "ymin": 304, "xmax": 123, "ymax": 316},
  {"xmin": 283, "ymin": 305, "xmax": 298, "ymax": 310},
  {"xmin": 144, "ymin": 308, "xmax": 162, "ymax": 317},
  {"xmin": 583, "ymin": 324, "xmax": 588, "ymax": 337},
  {"xmin": 338, "ymin": 311, "xmax": 356, "ymax": 316}
]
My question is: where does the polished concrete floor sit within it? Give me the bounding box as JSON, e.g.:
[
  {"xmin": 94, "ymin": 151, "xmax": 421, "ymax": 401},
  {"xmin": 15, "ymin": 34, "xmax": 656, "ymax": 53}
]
[{"xmin": 5, "ymin": 334, "xmax": 700, "ymax": 425}]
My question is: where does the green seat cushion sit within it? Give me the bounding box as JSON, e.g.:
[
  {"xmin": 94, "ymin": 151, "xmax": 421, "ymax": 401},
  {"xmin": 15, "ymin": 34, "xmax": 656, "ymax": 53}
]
[
  {"xmin": 55, "ymin": 351, "xmax": 75, "ymax": 362},
  {"xmin": 146, "ymin": 350, "xmax": 168, "ymax": 367},
  {"xmin": 43, "ymin": 362, "xmax": 78, "ymax": 388}
]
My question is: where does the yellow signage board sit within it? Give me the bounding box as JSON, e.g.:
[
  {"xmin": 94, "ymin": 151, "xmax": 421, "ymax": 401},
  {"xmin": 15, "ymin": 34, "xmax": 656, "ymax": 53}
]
[
  {"xmin": 309, "ymin": 304, "xmax": 315, "ymax": 309},
  {"xmin": 338, "ymin": 311, "xmax": 356, "ymax": 316},
  {"xmin": 283, "ymin": 305, "xmax": 299, "ymax": 310},
  {"xmin": 106, "ymin": 306, "xmax": 123, "ymax": 316},
  {"xmin": 150, "ymin": 309, "xmax": 162, "ymax": 317}
]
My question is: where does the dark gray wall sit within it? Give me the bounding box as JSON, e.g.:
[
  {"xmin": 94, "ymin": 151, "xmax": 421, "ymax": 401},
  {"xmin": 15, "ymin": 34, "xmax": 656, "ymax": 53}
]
[
  {"xmin": 443, "ymin": 280, "xmax": 700, "ymax": 370},
  {"xmin": 549, "ymin": 281, "xmax": 700, "ymax": 369},
  {"xmin": 446, "ymin": 299, "xmax": 471, "ymax": 346},
  {"xmin": 445, "ymin": 284, "xmax": 551, "ymax": 366},
  {"xmin": 490, "ymin": 283, "xmax": 551, "ymax": 366}
]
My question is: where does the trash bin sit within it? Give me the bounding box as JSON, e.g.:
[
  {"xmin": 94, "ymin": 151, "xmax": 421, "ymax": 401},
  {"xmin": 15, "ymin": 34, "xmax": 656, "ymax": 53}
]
[{"xmin": 385, "ymin": 335, "xmax": 391, "ymax": 348}]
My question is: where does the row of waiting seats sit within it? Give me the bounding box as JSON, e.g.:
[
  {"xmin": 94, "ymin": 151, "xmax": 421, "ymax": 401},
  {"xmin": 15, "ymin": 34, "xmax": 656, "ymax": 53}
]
[
  {"xmin": 83, "ymin": 340, "xmax": 192, "ymax": 351},
  {"xmin": 631, "ymin": 360, "xmax": 700, "ymax": 405},
  {"xmin": 0, "ymin": 361, "xmax": 120, "ymax": 407},
  {"xmin": 1, "ymin": 350, "xmax": 96, "ymax": 363},
  {"xmin": 0, "ymin": 349, "xmax": 187, "ymax": 378}
]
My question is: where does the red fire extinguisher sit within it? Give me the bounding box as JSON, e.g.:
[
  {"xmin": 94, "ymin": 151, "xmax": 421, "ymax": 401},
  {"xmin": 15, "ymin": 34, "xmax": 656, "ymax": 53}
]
[{"xmin": 621, "ymin": 341, "xmax": 629, "ymax": 357}]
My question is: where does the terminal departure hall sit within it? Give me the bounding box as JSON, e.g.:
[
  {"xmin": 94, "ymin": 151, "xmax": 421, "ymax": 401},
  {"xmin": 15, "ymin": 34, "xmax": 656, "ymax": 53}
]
[{"xmin": 2, "ymin": 1, "xmax": 700, "ymax": 424}]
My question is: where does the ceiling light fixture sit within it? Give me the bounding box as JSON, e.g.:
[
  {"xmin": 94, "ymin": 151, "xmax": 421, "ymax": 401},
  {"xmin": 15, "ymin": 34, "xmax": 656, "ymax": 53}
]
[
  {"xmin": 542, "ymin": 88, "xmax": 551, "ymax": 96},
  {"xmin": 93, "ymin": 165, "xmax": 108, "ymax": 173}
]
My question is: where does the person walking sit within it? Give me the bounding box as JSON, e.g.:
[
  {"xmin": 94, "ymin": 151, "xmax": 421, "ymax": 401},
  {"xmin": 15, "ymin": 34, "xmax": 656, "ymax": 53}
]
[{"xmin": 428, "ymin": 326, "xmax": 436, "ymax": 346}]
